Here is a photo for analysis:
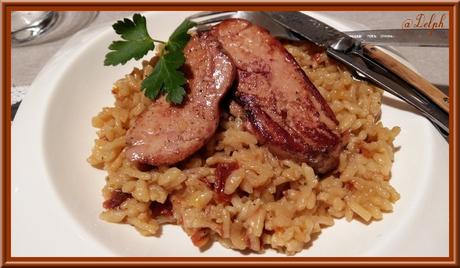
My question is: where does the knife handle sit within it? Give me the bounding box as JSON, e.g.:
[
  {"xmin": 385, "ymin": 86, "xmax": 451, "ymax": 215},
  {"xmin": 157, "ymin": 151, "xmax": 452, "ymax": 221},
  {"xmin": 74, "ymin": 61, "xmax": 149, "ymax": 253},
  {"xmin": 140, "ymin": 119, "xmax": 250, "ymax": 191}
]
[{"xmin": 362, "ymin": 44, "xmax": 449, "ymax": 113}]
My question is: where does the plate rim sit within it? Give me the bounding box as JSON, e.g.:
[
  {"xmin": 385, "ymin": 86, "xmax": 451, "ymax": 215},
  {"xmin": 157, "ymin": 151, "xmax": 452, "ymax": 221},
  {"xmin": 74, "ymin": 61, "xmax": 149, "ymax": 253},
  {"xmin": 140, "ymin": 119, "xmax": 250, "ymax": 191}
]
[{"xmin": 11, "ymin": 11, "xmax": 449, "ymax": 257}]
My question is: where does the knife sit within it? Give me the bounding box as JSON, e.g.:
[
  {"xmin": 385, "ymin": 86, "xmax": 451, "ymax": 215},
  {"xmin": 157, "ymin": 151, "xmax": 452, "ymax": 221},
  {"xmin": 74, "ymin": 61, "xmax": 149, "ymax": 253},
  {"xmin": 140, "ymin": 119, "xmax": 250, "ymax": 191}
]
[
  {"xmin": 344, "ymin": 29, "xmax": 448, "ymax": 47},
  {"xmin": 265, "ymin": 11, "xmax": 449, "ymax": 138}
]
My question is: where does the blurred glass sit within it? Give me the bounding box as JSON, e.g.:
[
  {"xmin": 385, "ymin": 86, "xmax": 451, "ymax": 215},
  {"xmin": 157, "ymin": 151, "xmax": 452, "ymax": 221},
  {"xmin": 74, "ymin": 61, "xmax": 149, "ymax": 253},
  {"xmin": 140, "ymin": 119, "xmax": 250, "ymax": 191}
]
[{"xmin": 11, "ymin": 11, "xmax": 98, "ymax": 47}]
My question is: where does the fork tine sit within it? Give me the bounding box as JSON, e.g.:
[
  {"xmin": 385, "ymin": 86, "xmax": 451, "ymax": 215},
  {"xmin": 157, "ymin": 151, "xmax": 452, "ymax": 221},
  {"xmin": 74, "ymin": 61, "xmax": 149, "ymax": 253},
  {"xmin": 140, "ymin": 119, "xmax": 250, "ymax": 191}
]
[
  {"xmin": 193, "ymin": 13, "xmax": 235, "ymax": 26},
  {"xmin": 187, "ymin": 11, "xmax": 234, "ymax": 20}
]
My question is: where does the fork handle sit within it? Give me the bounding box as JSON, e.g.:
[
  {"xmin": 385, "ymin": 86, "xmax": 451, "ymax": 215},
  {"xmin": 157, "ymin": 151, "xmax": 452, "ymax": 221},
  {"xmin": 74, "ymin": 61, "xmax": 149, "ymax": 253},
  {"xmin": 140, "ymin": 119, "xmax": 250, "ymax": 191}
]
[{"xmin": 363, "ymin": 44, "xmax": 449, "ymax": 113}]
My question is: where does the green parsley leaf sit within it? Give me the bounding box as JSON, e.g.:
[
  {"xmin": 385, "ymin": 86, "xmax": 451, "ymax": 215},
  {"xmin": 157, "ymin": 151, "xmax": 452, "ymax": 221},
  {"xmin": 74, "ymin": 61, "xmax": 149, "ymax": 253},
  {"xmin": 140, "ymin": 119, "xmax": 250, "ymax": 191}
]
[
  {"xmin": 141, "ymin": 51, "xmax": 187, "ymax": 104},
  {"xmin": 105, "ymin": 13, "xmax": 196, "ymax": 104},
  {"xmin": 141, "ymin": 61, "xmax": 163, "ymax": 100},
  {"xmin": 163, "ymin": 49, "xmax": 185, "ymax": 69},
  {"xmin": 166, "ymin": 86, "xmax": 186, "ymax": 104},
  {"xmin": 141, "ymin": 20, "xmax": 196, "ymax": 104},
  {"xmin": 166, "ymin": 19, "xmax": 198, "ymax": 52},
  {"xmin": 104, "ymin": 14, "xmax": 155, "ymax": 66}
]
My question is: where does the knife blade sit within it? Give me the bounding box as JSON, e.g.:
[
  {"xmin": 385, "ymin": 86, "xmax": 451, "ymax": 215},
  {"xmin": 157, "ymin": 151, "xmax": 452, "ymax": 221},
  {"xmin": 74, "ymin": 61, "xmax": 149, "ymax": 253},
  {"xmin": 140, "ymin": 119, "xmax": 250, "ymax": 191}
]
[
  {"xmin": 265, "ymin": 11, "xmax": 449, "ymax": 137},
  {"xmin": 266, "ymin": 12, "xmax": 350, "ymax": 48},
  {"xmin": 234, "ymin": 11, "xmax": 447, "ymax": 47},
  {"xmin": 345, "ymin": 29, "xmax": 448, "ymax": 47}
]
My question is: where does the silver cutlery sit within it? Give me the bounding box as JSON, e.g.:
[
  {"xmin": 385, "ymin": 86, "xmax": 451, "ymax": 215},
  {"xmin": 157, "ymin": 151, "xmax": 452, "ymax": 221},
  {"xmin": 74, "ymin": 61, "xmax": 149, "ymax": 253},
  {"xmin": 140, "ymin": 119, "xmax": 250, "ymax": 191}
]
[
  {"xmin": 188, "ymin": 11, "xmax": 449, "ymax": 139},
  {"xmin": 189, "ymin": 11, "xmax": 448, "ymax": 47},
  {"xmin": 345, "ymin": 29, "xmax": 448, "ymax": 47}
]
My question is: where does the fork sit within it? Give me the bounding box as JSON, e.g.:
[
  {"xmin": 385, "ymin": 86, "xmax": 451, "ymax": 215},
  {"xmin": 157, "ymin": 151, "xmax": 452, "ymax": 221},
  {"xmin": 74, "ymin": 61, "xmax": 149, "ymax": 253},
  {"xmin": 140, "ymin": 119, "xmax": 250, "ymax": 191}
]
[{"xmin": 188, "ymin": 11, "xmax": 298, "ymax": 40}]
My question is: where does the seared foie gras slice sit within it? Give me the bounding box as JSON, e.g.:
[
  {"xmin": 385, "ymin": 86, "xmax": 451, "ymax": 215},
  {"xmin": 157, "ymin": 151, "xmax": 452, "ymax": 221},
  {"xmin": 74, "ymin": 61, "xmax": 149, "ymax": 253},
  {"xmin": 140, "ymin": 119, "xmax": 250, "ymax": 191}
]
[
  {"xmin": 211, "ymin": 19, "xmax": 342, "ymax": 174},
  {"xmin": 125, "ymin": 32, "xmax": 235, "ymax": 166}
]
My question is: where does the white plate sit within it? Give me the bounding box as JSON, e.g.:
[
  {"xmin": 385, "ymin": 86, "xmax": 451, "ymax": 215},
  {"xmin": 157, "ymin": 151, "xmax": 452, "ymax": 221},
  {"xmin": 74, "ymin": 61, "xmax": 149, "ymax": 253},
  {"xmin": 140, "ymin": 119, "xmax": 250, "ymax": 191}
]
[{"xmin": 11, "ymin": 11, "xmax": 449, "ymax": 257}]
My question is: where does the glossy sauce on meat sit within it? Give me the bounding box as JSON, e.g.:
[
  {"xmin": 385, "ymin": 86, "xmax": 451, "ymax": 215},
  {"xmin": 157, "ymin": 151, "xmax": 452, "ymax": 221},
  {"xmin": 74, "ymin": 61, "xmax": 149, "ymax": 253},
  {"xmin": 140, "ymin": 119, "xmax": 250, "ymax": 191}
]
[
  {"xmin": 210, "ymin": 19, "xmax": 342, "ymax": 174},
  {"xmin": 125, "ymin": 32, "xmax": 235, "ymax": 166}
]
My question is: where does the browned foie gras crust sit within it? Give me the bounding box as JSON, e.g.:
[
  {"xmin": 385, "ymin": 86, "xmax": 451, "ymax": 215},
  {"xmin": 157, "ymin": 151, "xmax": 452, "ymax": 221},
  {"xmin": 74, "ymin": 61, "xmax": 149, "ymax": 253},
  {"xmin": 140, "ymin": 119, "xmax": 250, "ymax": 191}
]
[{"xmin": 210, "ymin": 19, "xmax": 342, "ymax": 174}]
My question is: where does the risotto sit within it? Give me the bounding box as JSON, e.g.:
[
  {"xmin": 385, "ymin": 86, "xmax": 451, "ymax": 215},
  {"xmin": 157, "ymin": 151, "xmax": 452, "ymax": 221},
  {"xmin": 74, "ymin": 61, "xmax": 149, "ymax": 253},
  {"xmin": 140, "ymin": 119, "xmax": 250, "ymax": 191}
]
[{"xmin": 88, "ymin": 41, "xmax": 400, "ymax": 255}]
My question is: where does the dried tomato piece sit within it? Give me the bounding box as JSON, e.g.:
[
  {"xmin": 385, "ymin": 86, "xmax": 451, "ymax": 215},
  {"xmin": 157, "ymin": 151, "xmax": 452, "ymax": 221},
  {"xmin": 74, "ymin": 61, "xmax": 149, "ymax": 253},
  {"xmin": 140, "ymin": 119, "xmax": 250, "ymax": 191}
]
[
  {"xmin": 150, "ymin": 198, "xmax": 173, "ymax": 218},
  {"xmin": 213, "ymin": 162, "xmax": 239, "ymax": 203},
  {"xmin": 103, "ymin": 189, "xmax": 132, "ymax": 209}
]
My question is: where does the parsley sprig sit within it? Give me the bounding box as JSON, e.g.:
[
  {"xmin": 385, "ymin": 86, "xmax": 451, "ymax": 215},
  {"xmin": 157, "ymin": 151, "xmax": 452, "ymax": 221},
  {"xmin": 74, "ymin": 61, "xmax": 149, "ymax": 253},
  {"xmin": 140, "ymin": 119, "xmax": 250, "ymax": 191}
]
[{"xmin": 104, "ymin": 14, "xmax": 196, "ymax": 104}]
